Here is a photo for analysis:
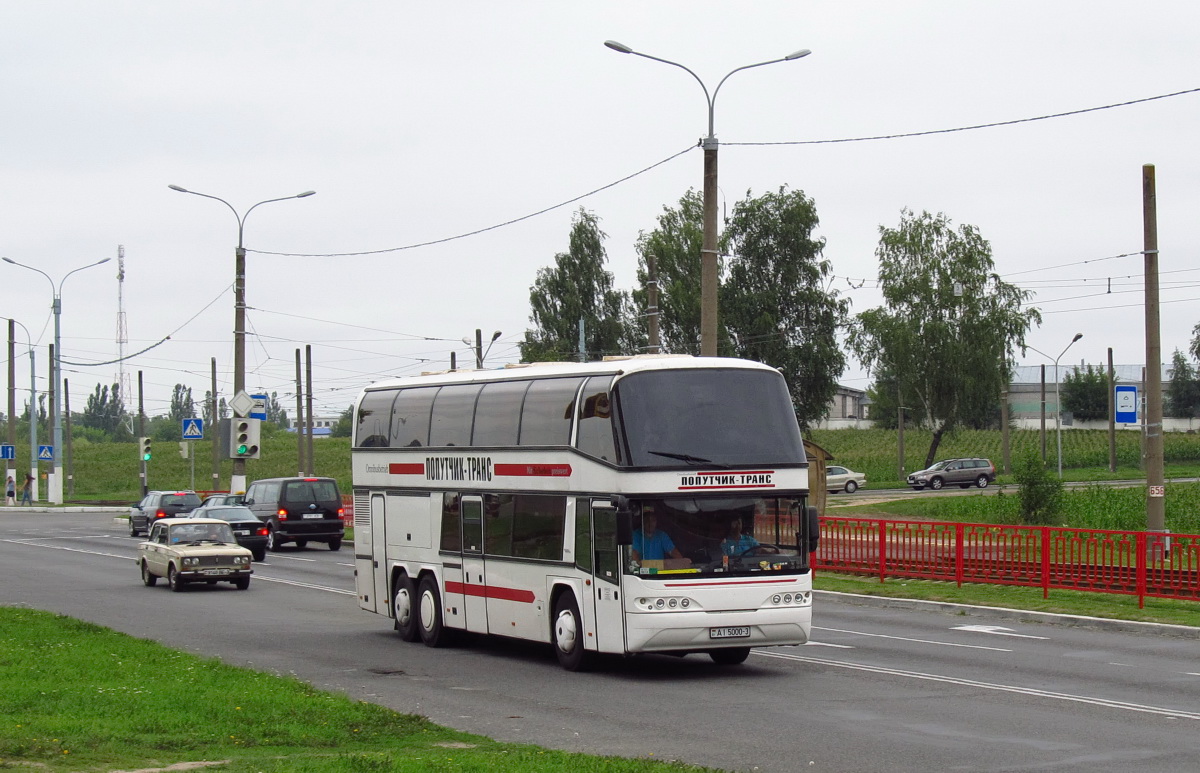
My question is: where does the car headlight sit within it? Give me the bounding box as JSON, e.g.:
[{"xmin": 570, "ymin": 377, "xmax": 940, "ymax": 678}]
[{"xmin": 183, "ymin": 557, "xmax": 198, "ymax": 566}]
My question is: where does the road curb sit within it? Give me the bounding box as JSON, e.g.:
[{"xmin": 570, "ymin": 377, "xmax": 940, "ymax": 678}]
[{"xmin": 815, "ymin": 589, "xmax": 1200, "ymax": 638}]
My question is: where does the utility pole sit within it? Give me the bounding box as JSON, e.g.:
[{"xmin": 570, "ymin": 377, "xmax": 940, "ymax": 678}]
[
  {"xmin": 1039, "ymin": 364, "xmax": 1047, "ymax": 464},
  {"xmin": 1000, "ymin": 388, "xmax": 1010, "ymax": 475},
  {"xmin": 6, "ymin": 319, "xmax": 14, "ymax": 489},
  {"xmin": 305, "ymin": 345, "xmax": 314, "ymax": 476},
  {"xmin": 210, "ymin": 359, "xmax": 219, "ymax": 492},
  {"xmin": 138, "ymin": 370, "xmax": 147, "ymax": 496},
  {"xmin": 64, "ymin": 379, "xmax": 73, "ymax": 497},
  {"xmin": 1142, "ymin": 164, "xmax": 1165, "ymax": 534},
  {"xmin": 647, "ymin": 251, "xmax": 660, "ymax": 354},
  {"xmin": 1107, "ymin": 348, "xmax": 1117, "ymax": 473},
  {"xmin": 295, "ymin": 349, "xmax": 305, "ymax": 476}
]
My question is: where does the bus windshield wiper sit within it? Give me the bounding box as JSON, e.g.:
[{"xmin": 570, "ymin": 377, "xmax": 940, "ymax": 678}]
[{"xmin": 647, "ymin": 450, "xmax": 728, "ymax": 468}]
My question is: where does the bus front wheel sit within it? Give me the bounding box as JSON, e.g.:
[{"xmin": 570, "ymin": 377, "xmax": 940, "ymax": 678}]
[
  {"xmin": 553, "ymin": 594, "xmax": 591, "ymax": 671},
  {"xmin": 417, "ymin": 576, "xmax": 447, "ymax": 648},
  {"xmin": 393, "ymin": 574, "xmax": 420, "ymax": 642}
]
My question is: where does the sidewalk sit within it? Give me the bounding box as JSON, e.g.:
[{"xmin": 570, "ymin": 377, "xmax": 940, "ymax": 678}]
[{"xmin": 0, "ymin": 505, "xmax": 119, "ymax": 513}]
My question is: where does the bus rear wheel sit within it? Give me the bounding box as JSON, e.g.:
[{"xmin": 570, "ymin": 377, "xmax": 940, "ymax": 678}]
[
  {"xmin": 709, "ymin": 647, "xmax": 751, "ymax": 665},
  {"xmin": 393, "ymin": 574, "xmax": 420, "ymax": 642},
  {"xmin": 553, "ymin": 594, "xmax": 591, "ymax": 671},
  {"xmin": 417, "ymin": 576, "xmax": 447, "ymax": 648}
]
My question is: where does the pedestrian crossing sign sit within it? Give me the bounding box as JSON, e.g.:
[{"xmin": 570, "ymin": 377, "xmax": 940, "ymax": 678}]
[
  {"xmin": 38, "ymin": 445, "xmax": 53, "ymax": 461},
  {"xmin": 182, "ymin": 419, "xmax": 205, "ymax": 440}
]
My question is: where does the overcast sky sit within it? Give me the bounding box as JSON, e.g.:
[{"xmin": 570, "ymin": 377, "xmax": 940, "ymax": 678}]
[{"xmin": 2, "ymin": 2, "xmax": 1198, "ymax": 426}]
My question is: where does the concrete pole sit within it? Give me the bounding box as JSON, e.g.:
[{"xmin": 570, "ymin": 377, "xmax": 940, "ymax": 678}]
[
  {"xmin": 1142, "ymin": 164, "xmax": 1165, "ymax": 533},
  {"xmin": 305, "ymin": 345, "xmax": 314, "ymax": 476},
  {"xmin": 295, "ymin": 349, "xmax": 305, "ymax": 476},
  {"xmin": 211, "ymin": 359, "xmax": 219, "ymax": 492},
  {"xmin": 647, "ymin": 251, "xmax": 660, "ymax": 354},
  {"xmin": 1040, "ymin": 364, "xmax": 1047, "ymax": 464},
  {"xmin": 701, "ymin": 144, "xmax": 719, "ymax": 356},
  {"xmin": 1107, "ymin": 348, "xmax": 1117, "ymax": 473}
]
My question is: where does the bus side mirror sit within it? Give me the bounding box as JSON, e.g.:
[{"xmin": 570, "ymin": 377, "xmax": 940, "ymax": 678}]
[
  {"xmin": 806, "ymin": 506, "xmax": 821, "ymax": 553},
  {"xmin": 614, "ymin": 496, "xmax": 633, "ymax": 545}
]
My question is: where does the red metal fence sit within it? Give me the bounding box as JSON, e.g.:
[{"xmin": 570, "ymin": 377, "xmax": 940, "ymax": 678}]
[{"xmin": 815, "ymin": 516, "xmax": 1200, "ymax": 608}]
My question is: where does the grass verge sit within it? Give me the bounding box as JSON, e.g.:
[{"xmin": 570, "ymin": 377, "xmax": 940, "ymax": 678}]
[{"xmin": 0, "ymin": 607, "xmax": 711, "ymax": 773}]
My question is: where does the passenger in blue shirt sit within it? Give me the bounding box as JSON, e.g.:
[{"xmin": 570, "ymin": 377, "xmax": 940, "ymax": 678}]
[{"xmin": 631, "ymin": 512, "xmax": 684, "ymax": 562}]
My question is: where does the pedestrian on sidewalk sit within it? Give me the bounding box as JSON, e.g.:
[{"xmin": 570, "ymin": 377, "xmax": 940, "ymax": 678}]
[
  {"xmin": 4, "ymin": 475, "xmax": 14, "ymax": 506},
  {"xmin": 19, "ymin": 474, "xmax": 33, "ymax": 506}
]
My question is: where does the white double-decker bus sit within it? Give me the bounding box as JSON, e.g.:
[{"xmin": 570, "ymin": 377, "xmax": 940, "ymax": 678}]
[{"xmin": 351, "ymin": 355, "xmax": 819, "ymax": 670}]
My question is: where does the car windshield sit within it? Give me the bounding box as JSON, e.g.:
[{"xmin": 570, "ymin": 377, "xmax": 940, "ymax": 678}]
[{"xmin": 169, "ymin": 522, "xmax": 236, "ymax": 544}]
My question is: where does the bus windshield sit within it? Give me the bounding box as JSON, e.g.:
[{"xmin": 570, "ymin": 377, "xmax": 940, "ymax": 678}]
[
  {"xmin": 626, "ymin": 495, "xmax": 809, "ymax": 578},
  {"xmin": 616, "ymin": 368, "xmax": 805, "ymax": 467}
]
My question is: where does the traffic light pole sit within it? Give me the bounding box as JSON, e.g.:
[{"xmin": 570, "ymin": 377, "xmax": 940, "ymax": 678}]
[{"xmin": 138, "ymin": 371, "xmax": 147, "ymax": 496}]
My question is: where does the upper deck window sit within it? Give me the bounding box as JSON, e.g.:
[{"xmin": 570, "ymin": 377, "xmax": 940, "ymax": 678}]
[
  {"xmin": 356, "ymin": 389, "xmax": 398, "ymax": 447},
  {"xmin": 429, "ymin": 384, "xmax": 483, "ymax": 447},
  {"xmin": 519, "ymin": 377, "xmax": 584, "ymax": 446},
  {"xmin": 617, "ymin": 368, "xmax": 805, "ymax": 467},
  {"xmin": 390, "ymin": 388, "xmax": 437, "ymax": 448},
  {"xmin": 472, "ymin": 380, "xmax": 530, "ymax": 446}
]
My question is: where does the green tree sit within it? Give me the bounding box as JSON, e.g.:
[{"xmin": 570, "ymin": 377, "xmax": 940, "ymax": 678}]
[
  {"xmin": 720, "ymin": 186, "xmax": 848, "ymax": 428},
  {"xmin": 79, "ymin": 383, "xmax": 126, "ymax": 437},
  {"xmin": 1061, "ymin": 364, "xmax": 1108, "ymax": 421},
  {"xmin": 632, "ymin": 190, "xmax": 705, "ymax": 354},
  {"xmin": 521, "ymin": 208, "xmax": 631, "ymax": 362},
  {"xmin": 168, "ymin": 384, "xmax": 195, "ymax": 422},
  {"xmin": 266, "ymin": 391, "xmax": 290, "ymax": 428},
  {"xmin": 332, "ymin": 404, "xmax": 354, "ymax": 438},
  {"xmin": 1014, "ymin": 446, "xmax": 1063, "ymax": 525},
  {"xmin": 1167, "ymin": 349, "xmax": 1200, "ymax": 418},
  {"xmin": 849, "ymin": 209, "xmax": 1040, "ymax": 466}
]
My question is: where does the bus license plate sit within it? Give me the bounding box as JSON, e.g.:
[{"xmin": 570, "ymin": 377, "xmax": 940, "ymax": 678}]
[{"xmin": 710, "ymin": 626, "xmax": 750, "ymax": 639}]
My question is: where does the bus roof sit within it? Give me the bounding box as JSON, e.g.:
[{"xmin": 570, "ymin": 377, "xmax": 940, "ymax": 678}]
[{"xmin": 360, "ymin": 355, "xmax": 782, "ymax": 393}]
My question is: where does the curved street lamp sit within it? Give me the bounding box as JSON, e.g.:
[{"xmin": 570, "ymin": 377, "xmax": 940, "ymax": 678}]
[
  {"xmin": 1028, "ymin": 333, "xmax": 1084, "ymax": 478},
  {"xmin": 3, "ymin": 257, "xmax": 111, "ymax": 504},
  {"xmin": 168, "ymin": 184, "xmax": 315, "ymax": 493},
  {"xmin": 604, "ymin": 40, "xmax": 810, "ymax": 356},
  {"xmin": 462, "ymin": 329, "xmax": 503, "ymax": 369}
]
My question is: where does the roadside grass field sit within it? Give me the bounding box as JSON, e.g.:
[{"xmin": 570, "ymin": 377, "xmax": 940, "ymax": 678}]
[{"xmin": 0, "ymin": 607, "xmax": 711, "ymax": 773}]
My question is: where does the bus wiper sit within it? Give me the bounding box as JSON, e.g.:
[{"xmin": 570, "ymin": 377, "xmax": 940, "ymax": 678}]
[{"xmin": 647, "ymin": 450, "xmax": 729, "ymax": 468}]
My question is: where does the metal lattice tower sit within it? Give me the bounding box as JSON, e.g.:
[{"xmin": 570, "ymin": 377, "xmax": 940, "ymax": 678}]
[{"xmin": 114, "ymin": 245, "xmax": 131, "ymax": 408}]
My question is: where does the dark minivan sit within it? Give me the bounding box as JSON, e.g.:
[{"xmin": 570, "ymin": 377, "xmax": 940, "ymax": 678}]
[{"xmin": 243, "ymin": 477, "xmax": 344, "ymax": 552}]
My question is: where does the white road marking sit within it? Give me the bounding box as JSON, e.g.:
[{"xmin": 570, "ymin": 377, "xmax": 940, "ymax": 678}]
[
  {"xmin": 755, "ymin": 650, "xmax": 1200, "ymax": 720},
  {"xmin": 271, "ymin": 555, "xmax": 318, "ymax": 562},
  {"xmin": 2, "ymin": 537, "xmax": 353, "ymax": 596},
  {"xmin": 815, "ymin": 626, "xmax": 1012, "ymax": 652},
  {"xmin": 803, "ymin": 640, "xmax": 854, "ymax": 649},
  {"xmin": 952, "ymin": 624, "xmax": 1049, "ymax": 639}
]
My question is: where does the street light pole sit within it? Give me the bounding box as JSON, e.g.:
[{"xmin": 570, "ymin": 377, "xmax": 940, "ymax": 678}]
[
  {"xmin": 169, "ymin": 184, "xmax": 315, "ymax": 493},
  {"xmin": 1028, "ymin": 333, "xmax": 1083, "ymax": 478},
  {"xmin": 605, "ymin": 40, "xmax": 810, "ymax": 356},
  {"xmin": 462, "ymin": 330, "xmax": 502, "ymax": 369},
  {"xmin": 3, "ymin": 257, "xmax": 110, "ymax": 504},
  {"xmin": 8, "ymin": 319, "xmax": 38, "ymax": 502}
]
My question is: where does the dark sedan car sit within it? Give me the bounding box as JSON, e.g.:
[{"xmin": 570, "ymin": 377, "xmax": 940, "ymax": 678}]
[
  {"xmin": 129, "ymin": 491, "xmax": 202, "ymax": 537},
  {"xmin": 188, "ymin": 505, "xmax": 268, "ymax": 561}
]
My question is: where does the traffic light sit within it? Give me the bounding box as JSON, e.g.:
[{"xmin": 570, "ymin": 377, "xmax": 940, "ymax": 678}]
[
  {"xmin": 139, "ymin": 437, "xmax": 152, "ymax": 462},
  {"xmin": 229, "ymin": 418, "xmax": 261, "ymax": 459}
]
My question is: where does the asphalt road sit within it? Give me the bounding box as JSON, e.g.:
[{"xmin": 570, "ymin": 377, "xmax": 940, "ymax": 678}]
[{"xmin": 2, "ymin": 510, "xmax": 1198, "ymax": 773}]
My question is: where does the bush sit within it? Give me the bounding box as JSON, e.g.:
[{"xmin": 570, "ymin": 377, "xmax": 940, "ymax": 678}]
[{"xmin": 1014, "ymin": 447, "xmax": 1063, "ymax": 524}]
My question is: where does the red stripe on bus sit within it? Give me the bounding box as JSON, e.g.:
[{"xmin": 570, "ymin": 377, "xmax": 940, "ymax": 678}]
[
  {"xmin": 445, "ymin": 581, "xmax": 537, "ymax": 603},
  {"xmin": 389, "ymin": 463, "xmax": 425, "ymax": 475},
  {"xmin": 493, "ymin": 463, "xmax": 573, "ymax": 477}
]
